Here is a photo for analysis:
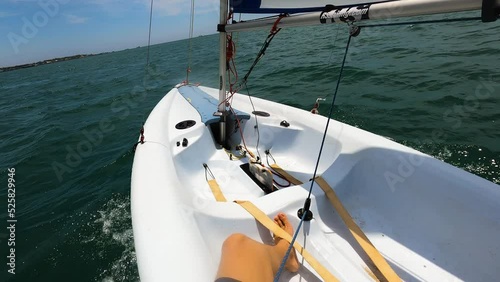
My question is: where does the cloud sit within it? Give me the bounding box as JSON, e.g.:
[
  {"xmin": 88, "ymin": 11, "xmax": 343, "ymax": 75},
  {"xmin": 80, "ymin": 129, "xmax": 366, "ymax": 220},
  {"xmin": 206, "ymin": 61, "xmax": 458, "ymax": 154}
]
[{"xmin": 65, "ymin": 14, "xmax": 89, "ymax": 24}]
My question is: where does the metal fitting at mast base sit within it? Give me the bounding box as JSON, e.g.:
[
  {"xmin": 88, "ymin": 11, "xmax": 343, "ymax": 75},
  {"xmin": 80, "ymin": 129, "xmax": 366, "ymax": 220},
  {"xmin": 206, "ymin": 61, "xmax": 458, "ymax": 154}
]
[
  {"xmin": 219, "ymin": 116, "xmax": 227, "ymax": 147},
  {"xmin": 213, "ymin": 110, "xmax": 230, "ymax": 147}
]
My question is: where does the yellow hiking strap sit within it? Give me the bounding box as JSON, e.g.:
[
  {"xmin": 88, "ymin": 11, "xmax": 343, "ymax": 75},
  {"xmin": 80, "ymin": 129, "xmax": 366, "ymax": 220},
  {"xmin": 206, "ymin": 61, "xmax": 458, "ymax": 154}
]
[
  {"xmin": 270, "ymin": 163, "xmax": 303, "ymax": 185},
  {"xmin": 235, "ymin": 200, "xmax": 339, "ymax": 282},
  {"xmin": 206, "ymin": 176, "xmax": 336, "ymax": 280},
  {"xmin": 314, "ymin": 177, "xmax": 401, "ymax": 282},
  {"xmin": 207, "ymin": 179, "xmax": 227, "ymax": 202},
  {"xmin": 207, "ymin": 162, "xmax": 399, "ymax": 281}
]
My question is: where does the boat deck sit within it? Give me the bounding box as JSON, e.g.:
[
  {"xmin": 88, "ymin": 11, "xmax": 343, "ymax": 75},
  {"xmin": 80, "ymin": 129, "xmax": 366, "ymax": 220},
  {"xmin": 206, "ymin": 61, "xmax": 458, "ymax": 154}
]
[{"xmin": 131, "ymin": 85, "xmax": 500, "ymax": 281}]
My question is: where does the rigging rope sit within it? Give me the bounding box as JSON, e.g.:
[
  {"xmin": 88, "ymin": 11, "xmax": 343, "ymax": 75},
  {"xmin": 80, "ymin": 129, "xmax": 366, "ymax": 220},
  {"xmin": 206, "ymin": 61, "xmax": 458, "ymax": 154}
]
[
  {"xmin": 240, "ymin": 15, "xmax": 285, "ymax": 87},
  {"xmin": 135, "ymin": 0, "xmax": 155, "ymax": 152},
  {"xmin": 146, "ymin": 0, "xmax": 154, "ymax": 67},
  {"xmin": 244, "ymin": 82, "xmax": 262, "ymax": 160},
  {"xmin": 274, "ymin": 30, "xmax": 354, "ymax": 282},
  {"xmin": 265, "ymin": 151, "xmax": 291, "ymax": 187},
  {"xmin": 221, "ymin": 16, "xmax": 286, "ymax": 161},
  {"xmin": 305, "ymin": 32, "xmax": 352, "ymax": 200},
  {"xmin": 328, "ymin": 25, "xmax": 341, "ymax": 63},
  {"xmin": 186, "ymin": 0, "xmax": 195, "ymax": 83}
]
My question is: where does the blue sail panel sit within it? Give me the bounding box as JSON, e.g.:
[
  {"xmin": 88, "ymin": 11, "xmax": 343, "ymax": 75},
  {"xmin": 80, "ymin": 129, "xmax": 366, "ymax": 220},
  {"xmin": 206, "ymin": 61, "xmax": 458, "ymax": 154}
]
[{"xmin": 230, "ymin": 0, "xmax": 396, "ymax": 14}]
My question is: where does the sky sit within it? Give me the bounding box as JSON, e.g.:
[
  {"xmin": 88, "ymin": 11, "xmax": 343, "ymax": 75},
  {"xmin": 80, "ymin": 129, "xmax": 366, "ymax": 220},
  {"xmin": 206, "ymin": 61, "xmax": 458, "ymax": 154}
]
[{"xmin": 0, "ymin": 0, "xmax": 222, "ymax": 67}]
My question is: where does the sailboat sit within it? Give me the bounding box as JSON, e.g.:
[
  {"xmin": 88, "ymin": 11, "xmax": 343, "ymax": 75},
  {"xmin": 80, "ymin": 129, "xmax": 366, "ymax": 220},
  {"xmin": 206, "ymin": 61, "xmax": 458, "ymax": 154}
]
[{"xmin": 131, "ymin": 0, "xmax": 500, "ymax": 281}]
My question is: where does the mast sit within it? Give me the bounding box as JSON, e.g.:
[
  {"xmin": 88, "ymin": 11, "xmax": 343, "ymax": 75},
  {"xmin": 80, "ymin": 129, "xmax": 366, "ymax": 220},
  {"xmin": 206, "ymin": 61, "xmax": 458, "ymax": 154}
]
[
  {"xmin": 218, "ymin": 0, "xmax": 228, "ymax": 145},
  {"xmin": 223, "ymin": 0, "xmax": 499, "ymax": 33}
]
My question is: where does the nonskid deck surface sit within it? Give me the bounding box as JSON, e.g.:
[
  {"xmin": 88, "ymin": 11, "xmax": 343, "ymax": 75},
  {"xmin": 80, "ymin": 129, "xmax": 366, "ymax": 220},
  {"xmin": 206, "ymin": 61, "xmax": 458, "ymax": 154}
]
[{"xmin": 131, "ymin": 85, "xmax": 500, "ymax": 282}]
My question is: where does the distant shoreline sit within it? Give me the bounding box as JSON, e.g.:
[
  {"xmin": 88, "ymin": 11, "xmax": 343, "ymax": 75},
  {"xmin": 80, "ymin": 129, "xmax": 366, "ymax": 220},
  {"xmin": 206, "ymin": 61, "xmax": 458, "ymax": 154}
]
[{"xmin": 0, "ymin": 54, "xmax": 101, "ymax": 73}]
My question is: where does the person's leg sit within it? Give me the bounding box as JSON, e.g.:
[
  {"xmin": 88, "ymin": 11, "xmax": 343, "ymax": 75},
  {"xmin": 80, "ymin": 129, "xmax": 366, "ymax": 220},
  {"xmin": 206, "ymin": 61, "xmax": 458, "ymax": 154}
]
[
  {"xmin": 216, "ymin": 233, "xmax": 274, "ymax": 281},
  {"xmin": 215, "ymin": 213, "xmax": 300, "ymax": 281}
]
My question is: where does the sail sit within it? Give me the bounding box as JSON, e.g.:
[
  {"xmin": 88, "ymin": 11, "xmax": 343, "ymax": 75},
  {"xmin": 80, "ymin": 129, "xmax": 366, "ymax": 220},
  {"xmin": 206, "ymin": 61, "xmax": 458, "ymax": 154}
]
[{"xmin": 230, "ymin": 0, "xmax": 397, "ymax": 14}]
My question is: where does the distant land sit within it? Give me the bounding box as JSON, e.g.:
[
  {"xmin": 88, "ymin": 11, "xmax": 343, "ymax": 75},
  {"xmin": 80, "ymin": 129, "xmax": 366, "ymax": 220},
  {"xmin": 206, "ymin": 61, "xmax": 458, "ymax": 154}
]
[{"xmin": 0, "ymin": 53, "xmax": 103, "ymax": 73}]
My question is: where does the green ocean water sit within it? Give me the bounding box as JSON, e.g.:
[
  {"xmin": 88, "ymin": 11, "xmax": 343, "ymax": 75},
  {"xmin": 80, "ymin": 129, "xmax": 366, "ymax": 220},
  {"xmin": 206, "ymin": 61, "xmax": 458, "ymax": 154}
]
[{"xmin": 0, "ymin": 13, "xmax": 499, "ymax": 282}]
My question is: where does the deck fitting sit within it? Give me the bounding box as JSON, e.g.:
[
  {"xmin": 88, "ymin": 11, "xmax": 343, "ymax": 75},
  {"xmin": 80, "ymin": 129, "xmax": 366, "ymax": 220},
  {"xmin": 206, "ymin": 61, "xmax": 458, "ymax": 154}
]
[{"xmin": 297, "ymin": 208, "xmax": 313, "ymax": 221}]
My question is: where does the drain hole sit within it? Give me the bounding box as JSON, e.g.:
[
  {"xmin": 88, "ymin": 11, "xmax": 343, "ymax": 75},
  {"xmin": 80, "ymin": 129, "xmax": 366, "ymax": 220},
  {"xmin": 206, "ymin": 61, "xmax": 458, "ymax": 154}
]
[{"xmin": 175, "ymin": 120, "xmax": 196, "ymax": 130}]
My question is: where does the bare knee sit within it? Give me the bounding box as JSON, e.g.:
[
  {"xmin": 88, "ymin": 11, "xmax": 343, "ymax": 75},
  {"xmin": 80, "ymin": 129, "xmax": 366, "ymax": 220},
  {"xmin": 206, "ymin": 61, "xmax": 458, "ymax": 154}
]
[{"xmin": 222, "ymin": 233, "xmax": 248, "ymax": 250}]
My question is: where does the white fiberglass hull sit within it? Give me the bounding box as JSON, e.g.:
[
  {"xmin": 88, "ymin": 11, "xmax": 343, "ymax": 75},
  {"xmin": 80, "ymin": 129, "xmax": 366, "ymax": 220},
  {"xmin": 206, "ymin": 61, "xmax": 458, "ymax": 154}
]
[{"xmin": 131, "ymin": 85, "xmax": 500, "ymax": 282}]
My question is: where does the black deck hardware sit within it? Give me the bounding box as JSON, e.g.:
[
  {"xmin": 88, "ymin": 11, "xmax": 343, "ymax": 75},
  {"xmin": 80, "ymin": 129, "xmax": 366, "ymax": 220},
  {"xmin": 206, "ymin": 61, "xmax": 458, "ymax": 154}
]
[
  {"xmin": 297, "ymin": 198, "xmax": 314, "ymax": 221},
  {"xmin": 252, "ymin": 110, "xmax": 270, "ymax": 117},
  {"xmin": 217, "ymin": 24, "xmax": 226, "ymax": 32},
  {"xmin": 175, "ymin": 120, "xmax": 196, "ymax": 130}
]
